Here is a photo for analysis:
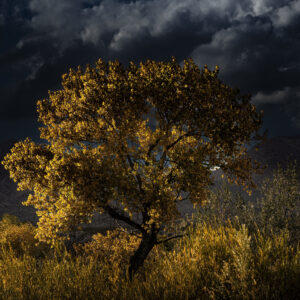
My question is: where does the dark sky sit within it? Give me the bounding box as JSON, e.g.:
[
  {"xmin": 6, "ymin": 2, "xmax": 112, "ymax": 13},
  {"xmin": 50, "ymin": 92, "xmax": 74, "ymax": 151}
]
[{"xmin": 0, "ymin": 0, "xmax": 300, "ymax": 145}]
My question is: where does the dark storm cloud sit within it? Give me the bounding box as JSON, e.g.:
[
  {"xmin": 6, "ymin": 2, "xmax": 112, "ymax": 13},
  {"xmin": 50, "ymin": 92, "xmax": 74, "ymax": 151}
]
[{"xmin": 0, "ymin": 0, "xmax": 300, "ymax": 142}]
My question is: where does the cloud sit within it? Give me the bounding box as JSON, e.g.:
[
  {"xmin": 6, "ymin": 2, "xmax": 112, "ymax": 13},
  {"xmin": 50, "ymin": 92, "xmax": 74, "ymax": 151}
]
[
  {"xmin": 24, "ymin": 55, "xmax": 45, "ymax": 80},
  {"xmin": 188, "ymin": 16, "xmax": 275, "ymax": 87},
  {"xmin": 28, "ymin": 0, "xmax": 83, "ymax": 50},
  {"xmin": 17, "ymin": 0, "xmax": 300, "ymax": 76},
  {"xmin": 250, "ymin": 0, "xmax": 273, "ymax": 15},
  {"xmin": 26, "ymin": 0, "xmax": 279, "ymax": 53},
  {"xmin": 1, "ymin": 0, "xmax": 300, "ymax": 140},
  {"xmin": 253, "ymin": 86, "xmax": 300, "ymax": 130},
  {"xmin": 27, "ymin": 0, "xmax": 208, "ymax": 51},
  {"xmin": 272, "ymin": 0, "xmax": 300, "ymax": 27},
  {"xmin": 252, "ymin": 87, "xmax": 292, "ymax": 104}
]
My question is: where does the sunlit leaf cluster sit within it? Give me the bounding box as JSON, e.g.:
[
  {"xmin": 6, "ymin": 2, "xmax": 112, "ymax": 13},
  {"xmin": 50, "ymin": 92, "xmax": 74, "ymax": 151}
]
[{"xmin": 2, "ymin": 57, "xmax": 265, "ymax": 247}]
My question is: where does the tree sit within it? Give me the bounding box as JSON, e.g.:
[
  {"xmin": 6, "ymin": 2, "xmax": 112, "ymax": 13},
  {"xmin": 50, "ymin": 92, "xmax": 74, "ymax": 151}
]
[{"xmin": 2, "ymin": 57, "xmax": 267, "ymax": 279}]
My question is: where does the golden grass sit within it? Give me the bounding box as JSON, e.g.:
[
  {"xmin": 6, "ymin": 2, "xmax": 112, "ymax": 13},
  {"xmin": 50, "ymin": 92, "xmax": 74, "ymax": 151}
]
[
  {"xmin": 0, "ymin": 216, "xmax": 298, "ymax": 300},
  {"xmin": 0, "ymin": 162, "xmax": 299, "ymax": 299}
]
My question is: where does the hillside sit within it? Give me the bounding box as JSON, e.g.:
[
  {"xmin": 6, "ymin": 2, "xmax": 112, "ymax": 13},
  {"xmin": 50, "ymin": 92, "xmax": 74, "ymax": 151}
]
[{"xmin": 0, "ymin": 135, "xmax": 299, "ymax": 230}]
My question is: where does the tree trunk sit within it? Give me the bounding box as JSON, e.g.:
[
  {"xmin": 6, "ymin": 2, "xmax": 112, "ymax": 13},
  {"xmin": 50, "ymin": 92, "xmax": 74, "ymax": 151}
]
[{"xmin": 128, "ymin": 231, "xmax": 157, "ymax": 280}]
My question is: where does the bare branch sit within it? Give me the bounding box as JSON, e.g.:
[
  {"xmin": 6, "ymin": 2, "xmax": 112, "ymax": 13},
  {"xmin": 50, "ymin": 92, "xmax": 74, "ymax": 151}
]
[
  {"xmin": 147, "ymin": 137, "xmax": 161, "ymax": 157},
  {"xmin": 158, "ymin": 131, "xmax": 195, "ymax": 169},
  {"xmin": 114, "ymin": 220, "xmax": 142, "ymax": 238},
  {"xmin": 126, "ymin": 154, "xmax": 135, "ymax": 169},
  {"xmin": 166, "ymin": 132, "xmax": 193, "ymax": 151},
  {"xmin": 127, "ymin": 155, "xmax": 145, "ymax": 195},
  {"xmin": 156, "ymin": 234, "xmax": 184, "ymax": 245},
  {"xmin": 104, "ymin": 204, "xmax": 145, "ymax": 234},
  {"xmin": 126, "ymin": 154, "xmax": 153, "ymax": 225}
]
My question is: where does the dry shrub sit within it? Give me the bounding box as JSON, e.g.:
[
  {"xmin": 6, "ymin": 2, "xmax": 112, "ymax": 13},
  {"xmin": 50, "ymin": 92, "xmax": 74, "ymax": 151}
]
[
  {"xmin": 258, "ymin": 161, "xmax": 300, "ymax": 242},
  {"xmin": 125, "ymin": 221, "xmax": 300, "ymax": 300},
  {"xmin": 73, "ymin": 228, "xmax": 141, "ymax": 267},
  {"xmin": 0, "ymin": 217, "xmax": 298, "ymax": 299},
  {"xmin": 198, "ymin": 160, "xmax": 300, "ymax": 243},
  {"xmin": 0, "ymin": 214, "xmax": 50, "ymax": 259}
]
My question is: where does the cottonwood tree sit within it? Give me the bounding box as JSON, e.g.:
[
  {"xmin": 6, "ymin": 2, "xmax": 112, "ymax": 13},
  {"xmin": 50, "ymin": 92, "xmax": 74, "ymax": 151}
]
[{"xmin": 2, "ymin": 57, "xmax": 267, "ymax": 279}]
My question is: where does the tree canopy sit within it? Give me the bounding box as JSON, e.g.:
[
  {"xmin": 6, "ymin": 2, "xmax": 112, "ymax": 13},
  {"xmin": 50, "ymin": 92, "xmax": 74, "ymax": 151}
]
[{"xmin": 2, "ymin": 57, "xmax": 266, "ymax": 278}]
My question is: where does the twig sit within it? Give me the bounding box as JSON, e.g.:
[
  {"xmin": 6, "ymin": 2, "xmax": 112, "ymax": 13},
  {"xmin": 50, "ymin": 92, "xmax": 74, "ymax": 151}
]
[{"xmin": 156, "ymin": 234, "xmax": 184, "ymax": 245}]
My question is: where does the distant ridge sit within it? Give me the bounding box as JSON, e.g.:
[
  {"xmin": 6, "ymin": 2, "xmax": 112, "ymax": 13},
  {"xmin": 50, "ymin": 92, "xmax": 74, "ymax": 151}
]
[
  {"xmin": 208, "ymin": 134, "xmax": 300, "ymax": 211},
  {"xmin": 0, "ymin": 135, "xmax": 299, "ymax": 225},
  {"xmin": 247, "ymin": 134, "xmax": 300, "ymax": 174},
  {"xmin": 0, "ymin": 139, "xmax": 37, "ymax": 223}
]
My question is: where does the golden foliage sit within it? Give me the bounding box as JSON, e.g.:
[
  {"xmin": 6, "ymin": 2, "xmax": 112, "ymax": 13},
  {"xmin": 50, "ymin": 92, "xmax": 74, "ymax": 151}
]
[
  {"xmin": 1, "ymin": 57, "xmax": 266, "ymax": 248},
  {"xmin": 0, "ymin": 218, "xmax": 298, "ymax": 299},
  {"xmin": 0, "ymin": 215, "xmax": 51, "ymax": 259},
  {"xmin": 73, "ymin": 228, "xmax": 141, "ymax": 267}
]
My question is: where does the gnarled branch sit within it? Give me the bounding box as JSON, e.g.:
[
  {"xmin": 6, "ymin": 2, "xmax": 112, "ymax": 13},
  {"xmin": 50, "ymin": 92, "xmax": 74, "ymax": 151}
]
[{"xmin": 104, "ymin": 204, "xmax": 145, "ymax": 234}]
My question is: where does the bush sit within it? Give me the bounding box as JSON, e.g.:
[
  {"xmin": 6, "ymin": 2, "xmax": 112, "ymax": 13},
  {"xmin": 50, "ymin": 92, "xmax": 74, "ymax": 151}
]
[
  {"xmin": 73, "ymin": 227, "xmax": 154, "ymax": 276},
  {"xmin": 197, "ymin": 160, "xmax": 300, "ymax": 243},
  {"xmin": 0, "ymin": 214, "xmax": 51, "ymax": 259},
  {"xmin": 197, "ymin": 178, "xmax": 257, "ymax": 231},
  {"xmin": 258, "ymin": 161, "xmax": 300, "ymax": 242},
  {"xmin": 0, "ymin": 216, "xmax": 298, "ymax": 299},
  {"xmin": 0, "ymin": 161, "xmax": 298, "ymax": 298},
  {"xmin": 0, "ymin": 213, "xmax": 21, "ymax": 226},
  {"xmin": 121, "ymin": 221, "xmax": 300, "ymax": 300}
]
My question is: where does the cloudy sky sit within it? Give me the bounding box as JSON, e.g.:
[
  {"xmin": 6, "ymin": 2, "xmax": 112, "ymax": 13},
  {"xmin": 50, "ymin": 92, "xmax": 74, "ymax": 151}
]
[{"xmin": 1, "ymin": 0, "xmax": 300, "ymax": 145}]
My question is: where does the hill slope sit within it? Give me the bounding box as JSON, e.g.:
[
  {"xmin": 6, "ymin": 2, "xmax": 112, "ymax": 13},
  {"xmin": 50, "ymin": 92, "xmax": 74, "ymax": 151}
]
[{"xmin": 0, "ymin": 135, "xmax": 299, "ymax": 228}]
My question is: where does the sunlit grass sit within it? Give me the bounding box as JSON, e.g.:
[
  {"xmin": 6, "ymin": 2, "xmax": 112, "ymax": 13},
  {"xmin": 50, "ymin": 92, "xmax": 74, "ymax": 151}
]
[
  {"xmin": 0, "ymin": 162, "xmax": 299, "ymax": 299},
  {"xmin": 0, "ymin": 217, "xmax": 298, "ymax": 299}
]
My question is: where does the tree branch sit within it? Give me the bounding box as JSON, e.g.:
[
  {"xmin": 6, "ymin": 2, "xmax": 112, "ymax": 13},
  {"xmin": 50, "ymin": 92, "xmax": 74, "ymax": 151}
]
[
  {"xmin": 103, "ymin": 204, "xmax": 145, "ymax": 234},
  {"xmin": 156, "ymin": 234, "xmax": 184, "ymax": 245},
  {"xmin": 166, "ymin": 132, "xmax": 193, "ymax": 151},
  {"xmin": 158, "ymin": 131, "xmax": 194, "ymax": 170},
  {"xmin": 147, "ymin": 137, "xmax": 161, "ymax": 157},
  {"xmin": 126, "ymin": 155, "xmax": 145, "ymax": 196},
  {"xmin": 125, "ymin": 154, "xmax": 153, "ymax": 226},
  {"xmin": 114, "ymin": 220, "xmax": 142, "ymax": 238}
]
